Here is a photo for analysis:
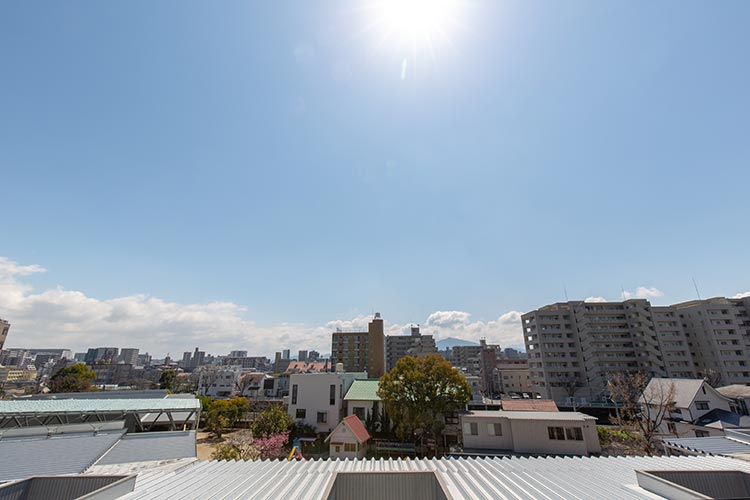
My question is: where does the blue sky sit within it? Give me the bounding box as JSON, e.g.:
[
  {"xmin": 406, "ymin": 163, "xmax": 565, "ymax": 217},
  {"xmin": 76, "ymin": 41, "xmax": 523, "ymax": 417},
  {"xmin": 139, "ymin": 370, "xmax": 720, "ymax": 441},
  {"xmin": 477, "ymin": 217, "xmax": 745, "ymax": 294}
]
[{"xmin": 1, "ymin": 1, "xmax": 749, "ymax": 356}]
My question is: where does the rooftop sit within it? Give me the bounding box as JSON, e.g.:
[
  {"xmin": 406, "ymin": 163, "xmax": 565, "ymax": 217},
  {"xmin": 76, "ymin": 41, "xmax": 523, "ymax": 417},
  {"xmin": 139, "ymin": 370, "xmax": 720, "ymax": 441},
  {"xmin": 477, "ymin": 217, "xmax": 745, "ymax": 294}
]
[
  {"xmin": 108, "ymin": 455, "xmax": 750, "ymax": 499},
  {"xmin": 343, "ymin": 379, "xmax": 381, "ymax": 401},
  {"xmin": 0, "ymin": 398, "xmax": 200, "ymax": 415},
  {"xmin": 501, "ymin": 399, "xmax": 558, "ymax": 412},
  {"xmin": 467, "ymin": 410, "xmax": 596, "ymax": 421}
]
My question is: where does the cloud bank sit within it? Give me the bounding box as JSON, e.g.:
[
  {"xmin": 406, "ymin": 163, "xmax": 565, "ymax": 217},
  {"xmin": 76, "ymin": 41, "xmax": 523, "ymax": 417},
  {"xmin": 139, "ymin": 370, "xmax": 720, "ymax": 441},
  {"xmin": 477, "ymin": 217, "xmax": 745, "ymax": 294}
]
[{"xmin": 0, "ymin": 257, "xmax": 525, "ymax": 357}]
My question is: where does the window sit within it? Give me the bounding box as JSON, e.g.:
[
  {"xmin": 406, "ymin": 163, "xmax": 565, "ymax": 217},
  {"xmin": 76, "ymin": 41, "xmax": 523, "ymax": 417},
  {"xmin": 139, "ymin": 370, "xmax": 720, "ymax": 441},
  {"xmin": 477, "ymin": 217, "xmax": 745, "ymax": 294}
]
[
  {"xmin": 353, "ymin": 407, "xmax": 365, "ymax": 419},
  {"xmin": 334, "ymin": 444, "xmax": 341, "ymax": 453},
  {"xmin": 695, "ymin": 430, "xmax": 709, "ymax": 438},
  {"xmin": 667, "ymin": 422, "xmax": 677, "ymax": 434},
  {"xmin": 487, "ymin": 423, "xmax": 502, "ymax": 436},
  {"xmin": 548, "ymin": 427, "xmax": 565, "ymax": 440},
  {"xmin": 317, "ymin": 412, "xmax": 327, "ymax": 423},
  {"xmin": 470, "ymin": 423, "xmax": 478, "ymax": 436},
  {"xmin": 565, "ymin": 427, "xmax": 583, "ymax": 441},
  {"xmin": 292, "ymin": 384, "xmax": 298, "ymax": 405},
  {"xmin": 330, "ymin": 384, "xmax": 336, "ymax": 405},
  {"xmin": 296, "ymin": 408, "xmax": 306, "ymax": 419},
  {"xmin": 695, "ymin": 401, "xmax": 710, "ymax": 411},
  {"xmin": 344, "ymin": 443, "xmax": 356, "ymax": 452}
]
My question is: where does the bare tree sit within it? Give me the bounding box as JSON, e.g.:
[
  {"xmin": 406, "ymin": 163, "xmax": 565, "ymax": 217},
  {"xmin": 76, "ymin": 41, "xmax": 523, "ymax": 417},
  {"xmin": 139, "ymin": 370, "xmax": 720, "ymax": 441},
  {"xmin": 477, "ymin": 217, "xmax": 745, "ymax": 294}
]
[
  {"xmin": 703, "ymin": 369, "xmax": 723, "ymax": 388},
  {"xmin": 234, "ymin": 373, "xmax": 261, "ymax": 399},
  {"xmin": 607, "ymin": 372, "xmax": 675, "ymax": 455}
]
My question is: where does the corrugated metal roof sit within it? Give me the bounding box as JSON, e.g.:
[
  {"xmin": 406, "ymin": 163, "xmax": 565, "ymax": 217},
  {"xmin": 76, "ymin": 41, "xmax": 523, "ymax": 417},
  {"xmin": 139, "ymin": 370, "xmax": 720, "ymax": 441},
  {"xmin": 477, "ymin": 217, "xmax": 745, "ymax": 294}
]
[
  {"xmin": 113, "ymin": 455, "xmax": 750, "ymax": 499},
  {"xmin": 343, "ymin": 380, "xmax": 381, "ymax": 401},
  {"xmin": 96, "ymin": 431, "xmax": 197, "ymax": 465},
  {"xmin": 467, "ymin": 410, "xmax": 596, "ymax": 421},
  {"xmin": 0, "ymin": 398, "xmax": 200, "ymax": 414},
  {"xmin": 663, "ymin": 436, "xmax": 750, "ymax": 456},
  {"xmin": 0, "ymin": 430, "xmax": 125, "ymax": 482}
]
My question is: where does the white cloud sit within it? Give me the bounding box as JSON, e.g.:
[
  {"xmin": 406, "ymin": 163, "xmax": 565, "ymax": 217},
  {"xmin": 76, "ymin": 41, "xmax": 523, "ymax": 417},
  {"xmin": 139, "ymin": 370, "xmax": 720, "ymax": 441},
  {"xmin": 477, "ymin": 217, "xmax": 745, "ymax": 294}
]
[
  {"xmin": 621, "ymin": 286, "xmax": 664, "ymax": 300},
  {"xmin": 584, "ymin": 296, "xmax": 607, "ymax": 303},
  {"xmin": 732, "ymin": 292, "xmax": 750, "ymax": 299},
  {"xmin": 0, "ymin": 257, "xmax": 526, "ymax": 357}
]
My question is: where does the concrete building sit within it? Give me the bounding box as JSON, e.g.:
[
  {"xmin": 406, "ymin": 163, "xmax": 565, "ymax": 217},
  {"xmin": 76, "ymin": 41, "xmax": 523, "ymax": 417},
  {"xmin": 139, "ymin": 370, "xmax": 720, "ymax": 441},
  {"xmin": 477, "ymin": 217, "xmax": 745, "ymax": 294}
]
[
  {"xmin": 287, "ymin": 371, "xmax": 367, "ymax": 433},
  {"xmin": 331, "ymin": 313, "xmax": 386, "ymax": 378},
  {"xmin": 0, "ymin": 319, "xmax": 9, "ymax": 351},
  {"xmin": 222, "ymin": 355, "xmax": 268, "ymax": 371},
  {"xmin": 460, "ymin": 410, "xmax": 601, "ymax": 455},
  {"xmin": 84, "ymin": 347, "xmax": 119, "ymax": 364},
  {"xmin": 181, "ymin": 348, "xmax": 205, "ymax": 371},
  {"xmin": 326, "ymin": 415, "xmax": 370, "ymax": 459},
  {"xmin": 229, "ymin": 350, "xmax": 247, "ymax": 358},
  {"xmin": 90, "ymin": 362, "xmax": 133, "ymax": 386},
  {"xmin": 494, "ymin": 359, "xmax": 532, "ymax": 396},
  {"xmin": 298, "ymin": 350, "xmax": 308, "ymax": 362},
  {"xmin": 119, "ymin": 348, "xmax": 139, "ymax": 366},
  {"xmin": 524, "ymin": 297, "xmax": 750, "ymax": 402},
  {"xmin": 385, "ymin": 325, "xmax": 437, "ymax": 371},
  {"xmin": 198, "ymin": 367, "xmax": 242, "ymax": 399},
  {"xmin": 0, "ymin": 366, "xmax": 37, "ymax": 384}
]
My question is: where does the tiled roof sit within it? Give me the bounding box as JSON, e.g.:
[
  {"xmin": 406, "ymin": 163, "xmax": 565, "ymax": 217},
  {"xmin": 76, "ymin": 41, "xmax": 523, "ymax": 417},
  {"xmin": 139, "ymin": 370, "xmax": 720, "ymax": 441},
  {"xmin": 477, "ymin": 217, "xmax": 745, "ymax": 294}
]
[
  {"xmin": 342, "ymin": 415, "xmax": 370, "ymax": 443},
  {"xmin": 501, "ymin": 399, "xmax": 558, "ymax": 412},
  {"xmin": 112, "ymin": 455, "xmax": 750, "ymax": 499},
  {"xmin": 343, "ymin": 380, "xmax": 381, "ymax": 401}
]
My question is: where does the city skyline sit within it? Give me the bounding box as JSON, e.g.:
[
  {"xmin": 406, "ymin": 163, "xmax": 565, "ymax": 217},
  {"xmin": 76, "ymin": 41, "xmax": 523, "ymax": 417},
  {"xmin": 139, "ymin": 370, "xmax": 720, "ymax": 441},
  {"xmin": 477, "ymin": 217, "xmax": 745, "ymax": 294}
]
[{"xmin": 1, "ymin": 255, "xmax": 747, "ymax": 357}]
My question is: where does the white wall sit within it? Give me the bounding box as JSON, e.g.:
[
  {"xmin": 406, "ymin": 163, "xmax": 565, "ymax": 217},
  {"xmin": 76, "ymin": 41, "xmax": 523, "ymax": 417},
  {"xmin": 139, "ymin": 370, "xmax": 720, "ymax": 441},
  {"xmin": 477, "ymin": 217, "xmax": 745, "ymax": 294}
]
[
  {"xmin": 288, "ymin": 372, "xmax": 367, "ymax": 433},
  {"xmin": 328, "ymin": 423, "xmax": 367, "ymax": 459},
  {"xmin": 461, "ymin": 413, "xmax": 600, "ymax": 455}
]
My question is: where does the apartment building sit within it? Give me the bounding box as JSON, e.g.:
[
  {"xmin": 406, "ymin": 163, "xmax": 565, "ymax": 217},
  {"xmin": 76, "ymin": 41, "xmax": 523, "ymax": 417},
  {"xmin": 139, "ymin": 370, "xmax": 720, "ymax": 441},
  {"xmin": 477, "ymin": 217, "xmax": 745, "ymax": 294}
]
[
  {"xmin": 670, "ymin": 297, "xmax": 750, "ymax": 385},
  {"xmin": 524, "ymin": 296, "xmax": 750, "ymax": 402},
  {"xmin": 0, "ymin": 319, "xmax": 9, "ymax": 351},
  {"xmin": 119, "ymin": 348, "xmax": 139, "ymax": 365},
  {"xmin": 385, "ymin": 325, "xmax": 437, "ymax": 371},
  {"xmin": 331, "ymin": 313, "xmax": 385, "ymax": 378},
  {"xmin": 523, "ymin": 300, "xmax": 667, "ymax": 402}
]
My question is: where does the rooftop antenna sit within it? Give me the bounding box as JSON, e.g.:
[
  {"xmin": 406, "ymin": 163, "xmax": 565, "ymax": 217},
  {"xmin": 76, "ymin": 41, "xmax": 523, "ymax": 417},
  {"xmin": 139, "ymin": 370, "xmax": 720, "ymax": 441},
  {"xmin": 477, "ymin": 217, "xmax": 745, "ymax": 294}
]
[
  {"xmin": 564, "ymin": 286, "xmax": 569, "ymax": 301},
  {"xmin": 620, "ymin": 284, "xmax": 626, "ymax": 300},
  {"xmin": 693, "ymin": 277, "xmax": 702, "ymax": 300}
]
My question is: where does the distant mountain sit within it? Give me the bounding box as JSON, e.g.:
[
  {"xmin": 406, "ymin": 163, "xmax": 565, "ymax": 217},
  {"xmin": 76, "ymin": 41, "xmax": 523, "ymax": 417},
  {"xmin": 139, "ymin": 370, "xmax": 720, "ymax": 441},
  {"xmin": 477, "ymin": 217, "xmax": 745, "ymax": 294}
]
[{"xmin": 436, "ymin": 337, "xmax": 479, "ymax": 350}]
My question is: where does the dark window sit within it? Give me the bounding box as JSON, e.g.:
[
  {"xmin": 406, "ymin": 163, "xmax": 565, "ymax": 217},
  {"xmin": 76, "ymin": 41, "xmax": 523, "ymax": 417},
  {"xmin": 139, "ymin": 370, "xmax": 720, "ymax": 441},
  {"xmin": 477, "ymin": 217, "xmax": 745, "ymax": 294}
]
[
  {"xmin": 296, "ymin": 408, "xmax": 306, "ymax": 419},
  {"xmin": 565, "ymin": 427, "xmax": 583, "ymax": 441},
  {"xmin": 493, "ymin": 423, "xmax": 502, "ymax": 436},
  {"xmin": 470, "ymin": 423, "xmax": 478, "ymax": 436},
  {"xmin": 353, "ymin": 407, "xmax": 365, "ymax": 419},
  {"xmin": 330, "ymin": 384, "xmax": 336, "ymax": 405},
  {"xmin": 548, "ymin": 427, "xmax": 565, "ymax": 440},
  {"xmin": 696, "ymin": 401, "xmax": 709, "ymax": 411},
  {"xmin": 317, "ymin": 412, "xmax": 327, "ymax": 423},
  {"xmin": 695, "ymin": 430, "xmax": 709, "ymax": 438},
  {"xmin": 292, "ymin": 384, "xmax": 298, "ymax": 405}
]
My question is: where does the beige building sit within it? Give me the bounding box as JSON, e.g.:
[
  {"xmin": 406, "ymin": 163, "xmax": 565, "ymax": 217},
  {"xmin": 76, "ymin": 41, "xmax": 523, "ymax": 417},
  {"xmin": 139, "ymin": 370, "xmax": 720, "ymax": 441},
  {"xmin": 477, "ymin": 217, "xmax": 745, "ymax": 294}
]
[
  {"xmin": 0, "ymin": 319, "xmax": 9, "ymax": 351},
  {"xmin": 0, "ymin": 366, "xmax": 37, "ymax": 383},
  {"xmin": 385, "ymin": 325, "xmax": 437, "ymax": 371},
  {"xmin": 331, "ymin": 313, "xmax": 386, "ymax": 378},
  {"xmin": 494, "ymin": 359, "xmax": 532, "ymax": 396},
  {"xmin": 524, "ymin": 296, "xmax": 750, "ymax": 402},
  {"xmin": 460, "ymin": 410, "xmax": 600, "ymax": 455}
]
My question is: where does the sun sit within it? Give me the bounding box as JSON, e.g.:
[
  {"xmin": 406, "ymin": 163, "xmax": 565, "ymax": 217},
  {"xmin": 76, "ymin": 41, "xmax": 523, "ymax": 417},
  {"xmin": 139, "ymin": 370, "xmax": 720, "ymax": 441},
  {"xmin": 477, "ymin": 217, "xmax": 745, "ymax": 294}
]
[{"xmin": 365, "ymin": 0, "xmax": 466, "ymax": 58}]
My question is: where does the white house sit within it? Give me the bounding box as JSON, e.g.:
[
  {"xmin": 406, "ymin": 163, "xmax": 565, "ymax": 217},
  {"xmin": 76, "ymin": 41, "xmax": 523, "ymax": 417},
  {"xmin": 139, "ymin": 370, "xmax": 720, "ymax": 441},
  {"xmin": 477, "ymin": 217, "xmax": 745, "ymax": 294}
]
[
  {"xmin": 460, "ymin": 410, "xmax": 601, "ymax": 455},
  {"xmin": 198, "ymin": 367, "xmax": 241, "ymax": 399},
  {"xmin": 287, "ymin": 371, "xmax": 367, "ymax": 433},
  {"xmin": 326, "ymin": 415, "xmax": 371, "ymax": 459},
  {"xmin": 641, "ymin": 378, "xmax": 734, "ymax": 438},
  {"xmin": 343, "ymin": 379, "xmax": 381, "ymax": 420}
]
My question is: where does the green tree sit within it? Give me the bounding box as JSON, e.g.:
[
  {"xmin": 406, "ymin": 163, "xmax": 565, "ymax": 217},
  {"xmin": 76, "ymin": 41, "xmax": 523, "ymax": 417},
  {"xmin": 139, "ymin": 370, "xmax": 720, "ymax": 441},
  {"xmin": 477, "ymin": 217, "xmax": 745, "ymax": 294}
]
[
  {"xmin": 48, "ymin": 364, "xmax": 96, "ymax": 393},
  {"xmin": 159, "ymin": 370, "xmax": 176, "ymax": 391},
  {"xmin": 378, "ymin": 354, "xmax": 471, "ymax": 453},
  {"xmin": 250, "ymin": 404, "xmax": 293, "ymax": 437}
]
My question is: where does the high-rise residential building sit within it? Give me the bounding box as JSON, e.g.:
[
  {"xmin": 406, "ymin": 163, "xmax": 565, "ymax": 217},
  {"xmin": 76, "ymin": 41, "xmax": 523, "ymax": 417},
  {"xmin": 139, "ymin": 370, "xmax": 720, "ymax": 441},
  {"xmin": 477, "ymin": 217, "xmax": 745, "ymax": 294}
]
[
  {"xmin": 119, "ymin": 348, "xmax": 139, "ymax": 365},
  {"xmin": 523, "ymin": 296, "xmax": 750, "ymax": 402},
  {"xmin": 0, "ymin": 318, "xmax": 10, "ymax": 351},
  {"xmin": 331, "ymin": 313, "xmax": 386, "ymax": 378},
  {"xmin": 282, "ymin": 349, "xmax": 291, "ymax": 360},
  {"xmin": 84, "ymin": 347, "xmax": 119, "ymax": 364},
  {"xmin": 385, "ymin": 325, "xmax": 437, "ymax": 371},
  {"xmin": 229, "ymin": 350, "xmax": 248, "ymax": 358},
  {"xmin": 308, "ymin": 350, "xmax": 320, "ymax": 361},
  {"xmin": 298, "ymin": 350, "xmax": 308, "ymax": 362}
]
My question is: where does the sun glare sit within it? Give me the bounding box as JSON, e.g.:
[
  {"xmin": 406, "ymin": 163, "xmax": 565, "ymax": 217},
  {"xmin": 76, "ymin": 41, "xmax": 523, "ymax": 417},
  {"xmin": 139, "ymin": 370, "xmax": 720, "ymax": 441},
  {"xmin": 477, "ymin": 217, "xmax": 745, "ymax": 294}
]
[{"xmin": 366, "ymin": 0, "xmax": 466, "ymax": 60}]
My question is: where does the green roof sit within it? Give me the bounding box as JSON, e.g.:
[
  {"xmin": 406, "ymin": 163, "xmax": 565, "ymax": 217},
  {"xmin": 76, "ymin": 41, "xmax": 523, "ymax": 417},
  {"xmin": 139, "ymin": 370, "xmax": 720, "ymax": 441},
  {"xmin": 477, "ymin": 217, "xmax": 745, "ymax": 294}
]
[{"xmin": 343, "ymin": 379, "xmax": 381, "ymax": 401}]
